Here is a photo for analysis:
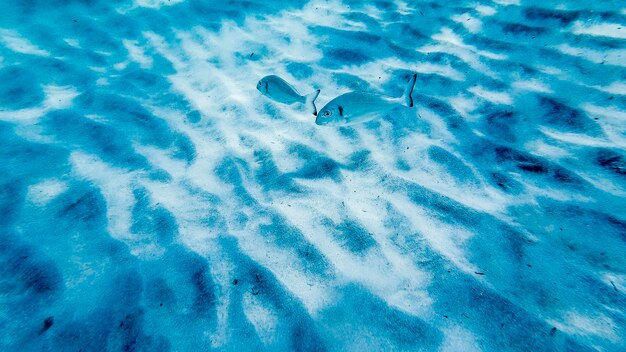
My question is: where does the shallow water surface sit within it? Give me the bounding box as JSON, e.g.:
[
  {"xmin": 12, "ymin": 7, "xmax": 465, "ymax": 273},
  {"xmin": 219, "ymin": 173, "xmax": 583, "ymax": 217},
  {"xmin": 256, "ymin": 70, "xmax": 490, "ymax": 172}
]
[{"xmin": 1, "ymin": 0, "xmax": 625, "ymax": 351}]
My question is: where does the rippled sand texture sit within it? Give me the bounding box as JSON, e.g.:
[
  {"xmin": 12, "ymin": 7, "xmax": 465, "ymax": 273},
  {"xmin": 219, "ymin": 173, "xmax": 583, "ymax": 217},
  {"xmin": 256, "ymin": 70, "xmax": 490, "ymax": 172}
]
[{"xmin": 1, "ymin": 0, "xmax": 625, "ymax": 350}]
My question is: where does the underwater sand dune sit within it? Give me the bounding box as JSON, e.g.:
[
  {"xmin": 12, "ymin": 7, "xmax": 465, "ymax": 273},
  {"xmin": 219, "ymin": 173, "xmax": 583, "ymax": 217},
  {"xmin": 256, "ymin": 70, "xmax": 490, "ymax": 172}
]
[{"xmin": 0, "ymin": 0, "xmax": 625, "ymax": 350}]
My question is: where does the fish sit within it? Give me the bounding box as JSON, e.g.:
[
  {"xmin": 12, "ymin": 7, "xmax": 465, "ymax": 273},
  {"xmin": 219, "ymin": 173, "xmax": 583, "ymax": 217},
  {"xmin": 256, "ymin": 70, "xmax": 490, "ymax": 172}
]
[
  {"xmin": 315, "ymin": 73, "xmax": 417, "ymax": 126},
  {"xmin": 257, "ymin": 75, "xmax": 320, "ymax": 116}
]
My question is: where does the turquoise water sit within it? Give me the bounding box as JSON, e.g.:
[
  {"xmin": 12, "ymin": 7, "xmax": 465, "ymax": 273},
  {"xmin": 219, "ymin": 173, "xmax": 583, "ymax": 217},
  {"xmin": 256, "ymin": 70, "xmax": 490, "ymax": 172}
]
[{"xmin": 1, "ymin": 0, "xmax": 625, "ymax": 350}]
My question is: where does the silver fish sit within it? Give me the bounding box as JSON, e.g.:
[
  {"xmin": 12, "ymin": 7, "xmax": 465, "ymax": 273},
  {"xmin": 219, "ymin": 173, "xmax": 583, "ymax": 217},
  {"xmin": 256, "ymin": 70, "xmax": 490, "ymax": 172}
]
[
  {"xmin": 315, "ymin": 73, "xmax": 417, "ymax": 126},
  {"xmin": 257, "ymin": 75, "xmax": 320, "ymax": 116}
]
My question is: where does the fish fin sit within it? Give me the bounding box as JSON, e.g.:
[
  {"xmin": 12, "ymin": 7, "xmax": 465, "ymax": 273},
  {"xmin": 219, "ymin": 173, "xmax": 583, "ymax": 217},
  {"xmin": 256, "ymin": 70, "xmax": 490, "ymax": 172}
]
[
  {"xmin": 402, "ymin": 73, "xmax": 417, "ymax": 107},
  {"xmin": 306, "ymin": 89, "xmax": 321, "ymax": 116}
]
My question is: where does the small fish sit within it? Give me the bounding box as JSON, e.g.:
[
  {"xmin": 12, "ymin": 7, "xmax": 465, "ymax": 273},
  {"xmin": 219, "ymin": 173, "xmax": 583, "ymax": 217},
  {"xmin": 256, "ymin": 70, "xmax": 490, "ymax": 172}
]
[
  {"xmin": 257, "ymin": 75, "xmax": 320, "ymax": 116},
  {"xmin": 315, "ymin": 73, "xmax": 417, "ymax": 126}
]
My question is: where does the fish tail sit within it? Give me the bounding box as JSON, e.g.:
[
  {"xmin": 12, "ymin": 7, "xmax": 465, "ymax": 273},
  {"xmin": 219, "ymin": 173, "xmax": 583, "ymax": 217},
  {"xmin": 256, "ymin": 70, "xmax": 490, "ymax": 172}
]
[
  {"xmin": 402, "ymin": 73, "xmax": 417, "ymax": 107},
  {"xmin": 305, "ymin": 89, "xmax": 321, "ymax": 116}
]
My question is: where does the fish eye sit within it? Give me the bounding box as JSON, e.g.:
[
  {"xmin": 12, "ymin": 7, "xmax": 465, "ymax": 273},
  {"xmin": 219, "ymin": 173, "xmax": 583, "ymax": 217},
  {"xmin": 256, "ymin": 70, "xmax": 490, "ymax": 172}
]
[{"xmin": 323, "ymin": 110, "xmax": 332, "ymax": 117}]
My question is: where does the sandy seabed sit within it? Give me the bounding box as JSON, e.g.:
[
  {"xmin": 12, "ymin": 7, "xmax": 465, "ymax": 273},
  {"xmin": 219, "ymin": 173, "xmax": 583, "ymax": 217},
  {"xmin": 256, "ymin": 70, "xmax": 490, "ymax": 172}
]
[{"xmin": 0, "ymin": 0, "xmax": 625, "ymax": 351}]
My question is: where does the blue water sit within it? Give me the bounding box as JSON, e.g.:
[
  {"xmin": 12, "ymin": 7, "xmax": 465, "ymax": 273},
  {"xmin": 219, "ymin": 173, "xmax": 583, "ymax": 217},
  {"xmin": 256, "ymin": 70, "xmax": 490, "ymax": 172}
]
[{"xmin": 1, "ymin": 0, "xmax": 625, "ymax": 350}]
